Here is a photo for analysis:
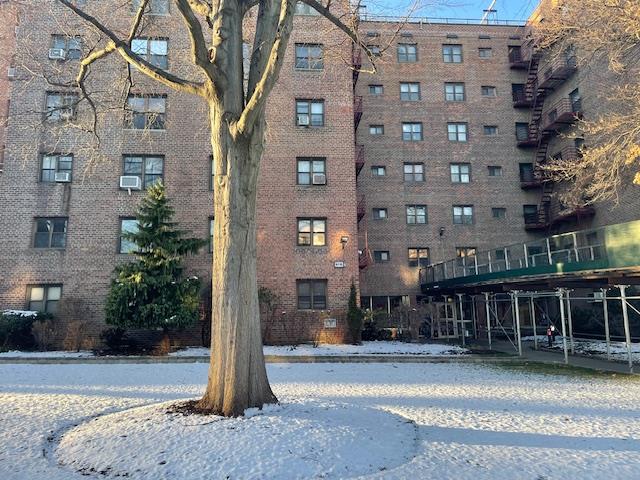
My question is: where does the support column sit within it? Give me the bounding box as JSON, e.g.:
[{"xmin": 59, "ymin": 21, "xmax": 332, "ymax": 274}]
[
  {"xmin": 513, "ymin": 291, "xmax": 523, "ymax": 356},
  {"xmin": 530, "ymin": 295, "xmax": 538, "ymax": 350},
  {"xmin": 602, "ymin": 288, "xmax": 611, "ymax": 361},
  {"xmin": 457, "ymin": 294, "xmax": 465, "ymax": 347},
  {"xmin": 484, "ymin": 292, "xmax": 492, "ymax": 350},
  {"xmin": 566, "ymin": 290, "xmax": 575, "ymax": 355},
  {"xmin": 558, "ymin": 289, "xmax": 569, "ymax": 364},
  {"xmin": 471, "ymin": 296, "xmax": 478, "ymax": 339},
  {"xmin": 619, "ymin": 285, "xmax": 634, "ymax": 373}
]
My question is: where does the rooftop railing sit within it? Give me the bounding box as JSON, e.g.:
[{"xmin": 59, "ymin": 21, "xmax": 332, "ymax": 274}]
[{"xmin": 358, "ymin": 14, "xmax": 525, "ymax": 27}]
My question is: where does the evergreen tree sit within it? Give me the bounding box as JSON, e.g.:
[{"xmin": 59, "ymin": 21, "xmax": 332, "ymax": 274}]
[
  {"xmin": 347, "ymin": 282, "xmax": 364, "ymax": 345},
  {"xmin": 105, "ymin": 182, "xmax": 207, "ymax": 331}
]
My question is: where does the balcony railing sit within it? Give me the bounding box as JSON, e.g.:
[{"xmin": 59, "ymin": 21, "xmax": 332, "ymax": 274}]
[
  {"xmin": 359, "ymin": 248, "xmax": 372, "ymax": 270},
  {"xmin": 357, "ymin": 194, "xmax": 366, "ymax": 223},
  {"xmin": 520, "ymin": 168, "xmax": 542, "ymax": 187},
  {"xmin": 512, "ymin": 89, "xmax": 532, "ymax": 107},
  {"xmin": 538, "ymin": 55, "xmax": 577, "ymax": 89},
  {"xmin": 508, "ymin": 48, "xmax": 529, "ymax": 69},
  {"xmin": 420, "ymin": 220, "xmax": 621, "ymax": 286},
  {"xmin": 542, "ymin": 98, "xmax": 582, "ymax": 132},
  {"xmin": 515, "ymin": 124, "xmax": 538, "ymax": 147}
]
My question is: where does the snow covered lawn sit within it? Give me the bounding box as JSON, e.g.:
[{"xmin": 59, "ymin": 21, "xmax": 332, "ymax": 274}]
[
  {"xmin": 0, "ymin": 341, "xmax": 469, "ymax": 359},
  {"xmin": 1, "ymin": 362, "xmax": 639, "ymax": 479}
]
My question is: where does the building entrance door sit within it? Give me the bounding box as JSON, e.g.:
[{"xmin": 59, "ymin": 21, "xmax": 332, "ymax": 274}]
[{"xmin": 434, "ymin": 303, "xmax": 458, "ymax": 339}]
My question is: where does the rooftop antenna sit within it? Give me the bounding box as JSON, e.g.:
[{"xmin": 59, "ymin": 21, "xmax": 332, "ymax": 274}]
[{"xmin": 480, "ymin": 0, "xmax": 498, "ymax": 24}]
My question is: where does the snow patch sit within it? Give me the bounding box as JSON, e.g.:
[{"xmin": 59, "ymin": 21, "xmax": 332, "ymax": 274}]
[{"xmin": 56, "ymin": 399, "xmax": 418, "ymax": 479}]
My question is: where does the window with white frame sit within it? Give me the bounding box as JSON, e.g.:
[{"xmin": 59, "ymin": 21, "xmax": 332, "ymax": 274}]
[
  {"xmin": 371, "ymin": 165, "xmax": 386, "ymax": 177},
  {"xmin": 50, "ymin": 35, "xmax": 82, "ymax": 59},
  {"xmin": 369, "ymin": 125, "xmax": 384, "ymax": 135},
  {"xmin": 481, "ymin": 85, "xmax": 497, "ymax": 97},
  {"xmin": 397, "ymin": 43, "xmax": 417, "ymax": 62},
  {"xmin": 478, "ymin": 47, "xmax": 492, "ymax": 58},
  {"xmin": 369, "ymin": 84, "xmax": 383, "ymax": 95}
]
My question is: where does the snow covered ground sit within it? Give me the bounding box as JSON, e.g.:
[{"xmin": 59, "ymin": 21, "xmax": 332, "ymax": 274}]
[
  {"xmin": 522, "ymin": 336, "xmax": 640, "ymax": 364},
  {"xmin": 0, "ymin": 341, "xmax": 469, "ymax": 359},
  {"xmin": 1, "ymin": 362, "xmax": 640, "ymax": 479}
]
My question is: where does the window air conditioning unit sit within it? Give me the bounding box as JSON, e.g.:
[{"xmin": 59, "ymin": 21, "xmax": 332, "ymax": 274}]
[
  {"xmin": 297, "ymin": 114, "xmax": 309, "ymax": 126},
  {"xmin": 54, "ymin": 172, "xmax": 71, "ymax": 183},
  {"xmin": 312, "ymin": 173, "xmax": 326, "ymax": 185},
  {"xmin": 119, "ymin": 175, "xmax": 142, "ymax": 190},
  {"xmin": 590, "ymin": 291, "xmax": 604, "ymax": 303},
  {"xmin": 48, "ymin": 48, "xmax": 66, "ymax": 60},
  {"xmin": 7, "ymin": 67, "xmax": 15, "ymax": 79}
]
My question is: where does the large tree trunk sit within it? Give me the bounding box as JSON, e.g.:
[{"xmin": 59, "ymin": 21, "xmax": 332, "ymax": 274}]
[{"xmin": 198, "ymin": 104, "xmax": 277, "ymax": 417}]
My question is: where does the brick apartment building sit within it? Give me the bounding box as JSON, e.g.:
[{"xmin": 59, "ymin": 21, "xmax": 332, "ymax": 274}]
[{"xmin": 0, "ymin": 1, "xmax": 638, "ymax": 346}]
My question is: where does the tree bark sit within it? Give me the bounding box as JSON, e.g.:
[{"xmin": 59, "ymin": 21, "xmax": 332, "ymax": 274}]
[{"xmin": 197, "ymin": 104, "xmax": 277, "ymax": 417}]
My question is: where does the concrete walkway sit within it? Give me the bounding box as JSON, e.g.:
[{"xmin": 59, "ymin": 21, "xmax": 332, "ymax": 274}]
[{"xmin": 484, "ymin": 340, "xmax": 637, "ymax": 374}]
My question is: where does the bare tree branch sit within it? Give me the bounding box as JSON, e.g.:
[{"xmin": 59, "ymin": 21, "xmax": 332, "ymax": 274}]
[{"xmin": 174, "ymin": 0, "xmax": 217, "ymax": 81}]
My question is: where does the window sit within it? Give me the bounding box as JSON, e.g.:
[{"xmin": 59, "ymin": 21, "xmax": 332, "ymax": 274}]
[
  {"xmin": 125, "ymin": 94, "xmax": 166, "ymax": 129},
  {"xmin": 45, "ymin": 92, "xmax": 78, "ymax": 121},
  {"xmin": 400, "ymin": 82, "xmax": 420, "ymax": 101},
  {"xmin": 512, "ymin": 83, "xmax": 525, "ymax": 102},
  {"xmin": 403, "ymin": 163, "xmax": 424, "ymax": 182},
  {"xmin": 296, "ymin": 99, "xmax": 324, "ymax": 126},
  {"xmin": 406, "ymin": 205, "xmax": 427, "ymax": 224},
  {"xmin": 369, "ymin": 85, "xmax": 383, "ymax": 95},
  {"xmin": 450, "ymin": 163, "xmax": 470, "ymax": 183},
  {"xmin": 131, "ymin": 38, "xmax": 168, "ymax": 69},
  {"xmin": 373, "ymin": 250, "xmax": 390, "ymax": 263},
  {"xmin": 453, "ymin": 205, "xmax": 474, "ymax": 225},
  {"xmin": 372, "ymin": 208, "xmax": 388, "ymax": 220},
  {"xmin": 297, "ymin": 280, "xmax": 327, "ymax": 310},
  {"xmin": 569, "ymin": 88, "xmax": 582, "ymax": 111},
  {"xmin": 297, "ymin": 157, "xmax": 325, "ymax": 185},
  {"xmin": 34, "ymin": 218, "xmax": 67, "ymax": 248},
  {"xmin": 50, "ymin": 35, "xmax": 82, "ymax": 60},
  {"xmin": 523, "ymin": 205, "xmax": 538, "ymax": 223},
  {"xmin": 519, "ymin": 163, "xmax": 534, "ymax": 182},
  {"xmin": 488, "ymin": 165, "xmax": 503, "ymax": 177},
  {"xmin": 119, "ymin": 218, "xmax": 139, "ymax": 253},
  {"xmin": 447, "ymin": 123, "xmax": 467, "ymax": 142},
  {"xmin": 402, "ymin": 122, "xmax": 422, "ymax": 141},
  {"xmin": 295, "ymin": 43, "xmax": 323, "ymax": 70},
  {"xmin": 444, "ymin": 83, "xmax": 465, "ymax": 101},
  {"xmin": 294, "ymin": 2, "xmax": 320, "ymax": 15},
  {"xmin": 483, "ymin": 125, "xmax": 498, "ymax": 136},
  {"xmin": 297, "ymin": 218, "xmax": 326, "ymax": 246},
  {"xmin": 397, "ymin": 43, "xmax": 417, "ymax": 62},
  {"xmin": 516, "ymin": 122, "xmax": 530, "ymax": 141},
  {"xmin": 371, "ymin": 166, "xmax": 386, "ymax": 177},
  {"xmin": 369, "ymin": 125, "xmax": 384, "ymax": 135},
  {"xmin": 443, "ymin": 44, "xmax": 462, "ymax": 63},
  {"xmin": 132, "ymin": 0, "xmax": 169, "ymax": 14},
  {"xmin": 367, "ymin": 45, "xmax": 381, "ymax": 56},
  {"xmin": 492, "ymin": 208, "xmax": 506, "ymax": 219},
  {"xmin": 40, "ymin": 154, "xmax": 72, "ymax": 182},
  {"xmin": 481, "ymin": 86, "xmax": 497, "ymax": 97},
  {"xmin": 27, "ymin": 285, "xmax": 62, "ymax": 314},
  {"xmin": 478, "ymin": 47, "xmax": 492, "ymax": 58},
  {"xmin": 123, "ymin": 155, "xmax": 164, "ymax": 189},
  {"xmin": 408, "ymin": 247, "xmax": 429, "ymax": 267},
  {"xmin": 209, "ymin": 218, "xmax": 214, "ymax": 253},
  {"xmin": 456, "ymin": 247, "xmax": 476, "ymax": 259}
]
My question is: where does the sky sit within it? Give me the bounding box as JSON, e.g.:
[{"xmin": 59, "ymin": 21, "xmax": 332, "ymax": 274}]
[{"xmin": 363, "ymin": 0, "xmax": 539, "ymax": 22}]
